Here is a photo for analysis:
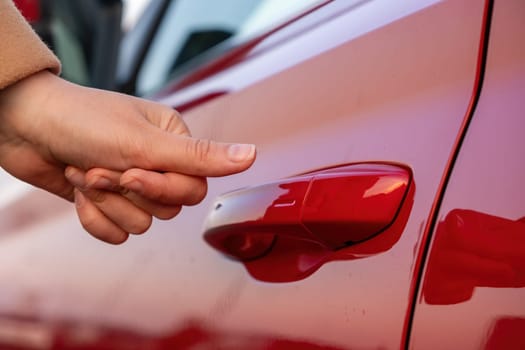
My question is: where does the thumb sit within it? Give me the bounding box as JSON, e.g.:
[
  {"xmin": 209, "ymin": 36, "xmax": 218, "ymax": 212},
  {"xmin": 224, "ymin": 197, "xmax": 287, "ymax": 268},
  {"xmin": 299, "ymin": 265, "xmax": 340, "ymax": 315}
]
[{"xmin": 141, "ymin": 132, "xmax": 256, "ymax": 177}]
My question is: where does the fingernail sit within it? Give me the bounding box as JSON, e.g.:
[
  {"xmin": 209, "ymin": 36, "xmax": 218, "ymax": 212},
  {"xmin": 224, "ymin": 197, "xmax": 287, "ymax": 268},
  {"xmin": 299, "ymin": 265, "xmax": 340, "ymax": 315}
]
[
  {"xmin": 227, "ymin": 144, "xmax": 256, "ymax": 162},
  {"xmin": 121, "ymin": 180, "xmax": 143, "ymax": 194},
  {"xmin": 87, "ymin": 176, "xmax": 114, "ymax": 190},
  {"xmin": 65, "ymin": 167, "xmax": 86, "ymax": 189},
  {"xmin": 74, "ymin": 189, "xmax": 85, "ymax": 208}
]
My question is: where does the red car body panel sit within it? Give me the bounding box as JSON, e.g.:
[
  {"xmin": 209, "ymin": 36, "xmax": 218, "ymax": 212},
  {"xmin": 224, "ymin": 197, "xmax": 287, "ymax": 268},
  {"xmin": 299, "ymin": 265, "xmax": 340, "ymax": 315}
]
[
  {"xmin": 0, "ymin": 0, "xmax": 522, "ymax": 349},
  {"xmin": 12, "ymin": 0, "xmax": 40, "ymax": 23},
  {"xmin": 410, "ymin": 1, "xmax": 525, "ymax": 348}
]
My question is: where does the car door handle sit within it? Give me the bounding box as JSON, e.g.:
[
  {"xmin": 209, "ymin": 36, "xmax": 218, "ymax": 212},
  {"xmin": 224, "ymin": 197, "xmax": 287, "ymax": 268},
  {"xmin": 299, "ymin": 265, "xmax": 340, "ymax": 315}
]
[{"xmin": 203, "ymin": 163, "xmax": 411, "ymax": 261}]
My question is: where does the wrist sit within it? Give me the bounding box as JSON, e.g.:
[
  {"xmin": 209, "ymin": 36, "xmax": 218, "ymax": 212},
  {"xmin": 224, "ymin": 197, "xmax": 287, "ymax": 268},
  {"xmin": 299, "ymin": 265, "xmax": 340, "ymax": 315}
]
[{"xmin": 0, "ymin": 70, "xmax": 66, "ymax": 148}]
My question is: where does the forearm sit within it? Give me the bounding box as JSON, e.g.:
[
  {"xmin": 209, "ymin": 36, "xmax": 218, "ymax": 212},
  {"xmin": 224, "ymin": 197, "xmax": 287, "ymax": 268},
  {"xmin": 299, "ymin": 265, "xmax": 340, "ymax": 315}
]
[{"xmin": 0, "ymin": 0, "xmax": 60, "ymax": 90}]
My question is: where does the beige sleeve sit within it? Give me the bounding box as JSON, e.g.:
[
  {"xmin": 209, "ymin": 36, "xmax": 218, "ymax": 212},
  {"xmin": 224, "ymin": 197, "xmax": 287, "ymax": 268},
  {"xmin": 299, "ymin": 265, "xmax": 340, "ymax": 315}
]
[{"xmin": 0, "ymin": 0, "xmax": 61, "ymax": 89}]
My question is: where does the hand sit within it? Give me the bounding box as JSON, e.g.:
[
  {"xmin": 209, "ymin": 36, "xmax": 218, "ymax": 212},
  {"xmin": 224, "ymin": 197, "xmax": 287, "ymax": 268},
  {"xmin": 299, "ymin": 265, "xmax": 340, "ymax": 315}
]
[
  {"xmin": 64, "ymin": 165, "xmax": 209, "ymax": 243},
  {"xmin": 0, "ymin": 71, "xmax": 256, "ymax": 243}
]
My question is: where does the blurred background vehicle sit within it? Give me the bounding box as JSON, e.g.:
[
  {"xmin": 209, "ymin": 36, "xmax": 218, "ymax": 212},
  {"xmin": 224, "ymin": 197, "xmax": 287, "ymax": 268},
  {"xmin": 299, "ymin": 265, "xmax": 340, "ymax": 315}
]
[
  {"xmin": 115, "ymin": 0, "xmax": 324, "ymax": 96},
  {"xmin": 14, "ymin": 0, "xmax": 123, "ymax": 89},
  {"xmin": 2, "ymin": 0, "xmax": 524, "ymax": 349},
  {"xmin": 15, "ymin": 0, "xmax": 325, "ymax": 96}
]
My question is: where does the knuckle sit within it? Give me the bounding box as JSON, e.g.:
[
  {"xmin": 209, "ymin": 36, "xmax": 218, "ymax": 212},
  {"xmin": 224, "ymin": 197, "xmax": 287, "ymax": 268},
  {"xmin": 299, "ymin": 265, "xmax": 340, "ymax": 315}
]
[
  {"xmin": 188, "ymin": 138, "xmax": 212, "ymax": 165},
  {"xmin": 129, "ymin": 214, "xmax": 152, "ymax": 235},
  {"xmin": 147, "ymin": 183, "xmax": 169, "ymax": 203},
  {"xmin": 60, "ymin": 185, "xmax": 75, "ymax": 202},
  {"xmin": 86, "ymin": 189, "xmax": 107, "ymax": 204},
  {"xmin": 123, "ymin": 137, "xmax": 153, "ymax": 169},
  {"xmin": 162, "ymin": 110, "xmax": 181, "ymax": 132},
  {"xmin": 186, "ymin": 178, "xmax": 208, "ymax": 205},
  {"xmin": 155, "ymin": 206, "xmax": 182, "ymax": 220},
  {"xmin": 79, "ymin": 215, "xmax": 97, "ymax": 233},
  {"xmin": 105, "ymin": 232, "xmax": 129, "ymax": 245},
  {"xmin": 87, "ymin": 222, "xmax": 128, "ymax": 245},
  {"xmin": 119, "ymin": 187, "xmax": 130, "ymax": 196},
  {"xmin": 76, "ymin": 200, "xmax": 129, "ymax": 244},
  {"xmin": 78, "ymin": 211, "xmax": 100, "ymax": 235}
]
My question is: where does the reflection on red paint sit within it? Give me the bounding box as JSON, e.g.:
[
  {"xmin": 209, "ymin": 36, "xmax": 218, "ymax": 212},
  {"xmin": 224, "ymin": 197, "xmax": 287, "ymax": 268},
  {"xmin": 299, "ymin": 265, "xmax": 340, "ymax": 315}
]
[
  {"xmin": 0, "ymin": 317, "xmax": 346, "ymax": 350},
  {"xmin": 484, "ymin": 317, "xmax": 525, "ymax": 350},
  {"xmin": 423, "ymin": 209, "xmax": 525, "ymax": 305},
  {"xmin": 243, "ymin": 180, "xmax": 414, "ymax": 282}
]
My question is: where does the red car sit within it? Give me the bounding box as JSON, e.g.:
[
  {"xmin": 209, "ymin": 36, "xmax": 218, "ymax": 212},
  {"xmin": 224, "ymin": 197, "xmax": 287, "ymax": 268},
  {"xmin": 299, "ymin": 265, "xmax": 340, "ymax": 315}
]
[{"xmin": 0, "ymin": 0, "xmax": 523, "ymax": 349}]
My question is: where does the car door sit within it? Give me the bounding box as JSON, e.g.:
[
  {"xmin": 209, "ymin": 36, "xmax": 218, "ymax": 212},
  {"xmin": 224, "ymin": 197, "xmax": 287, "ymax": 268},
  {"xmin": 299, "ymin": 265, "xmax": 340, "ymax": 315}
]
[
  {"xmin": 0, "ymin": 0, "xmax": 490, "ymax": 349},
  {"xmin": 409, "ymin": 1, "xmax": 525, "ymax": 348},
  {"xmin": 151, "ymin": 0, "xmax": 489, "ymax": 347}
]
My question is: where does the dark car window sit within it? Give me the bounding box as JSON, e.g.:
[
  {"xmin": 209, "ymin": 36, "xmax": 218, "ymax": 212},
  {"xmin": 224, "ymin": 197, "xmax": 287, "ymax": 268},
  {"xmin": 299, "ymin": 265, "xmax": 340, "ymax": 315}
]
[
  {"xmin": 135, "ymin": 0, "xmax": 324, "ymax": 96},
  {"xmin": 116, "ymin": 0, "xmax": 170, "ymax": 94},
  {"xmin": 51, "ymin": 0, "xmax": 122, "ymax": 89}
]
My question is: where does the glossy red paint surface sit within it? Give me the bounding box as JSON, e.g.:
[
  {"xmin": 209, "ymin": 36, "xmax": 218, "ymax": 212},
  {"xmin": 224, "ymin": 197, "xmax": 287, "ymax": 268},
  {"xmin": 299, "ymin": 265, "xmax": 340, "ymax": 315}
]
[
  {"xmin": 423, "ymin": 210, "xmax": 525, "ymax": 305},
  {"xmin": 402, "ymin": 0, "xmax": 494, "ymax": 344},
  {"xmin": 0, "ymin": 0, "xmax": 509, "ymax": 349},
  {"xmin": 409, "ymin": 1, "xmax": 525, "ymax": 348},
  {"xmin": 484, "ymin": 318, "xmax": 525, "ymax": 350},
  {"xmin": 164, "ymin": 1, "xmax": 486, "ymax": 347},
  {"xmin": 13, "ymin": 0, "xmax": 40, "ymax": 23},
  {"xmin": 302, "ymin": 164, "xmax": 409, "ymax": 246},
  {"xmin": 204, "ymin": 163, "xmax": 410, "ymax": 260},
  {"xmin": 173, "ymin": 91, "xmax": 228, "ymax": 113},
  {"xmin": 241, "ymin": 181, "xmax": 415, "ymax": 283},
  {"xmin": 0, "ymin": 317, "xmax": 348, "ymax": 349}
]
